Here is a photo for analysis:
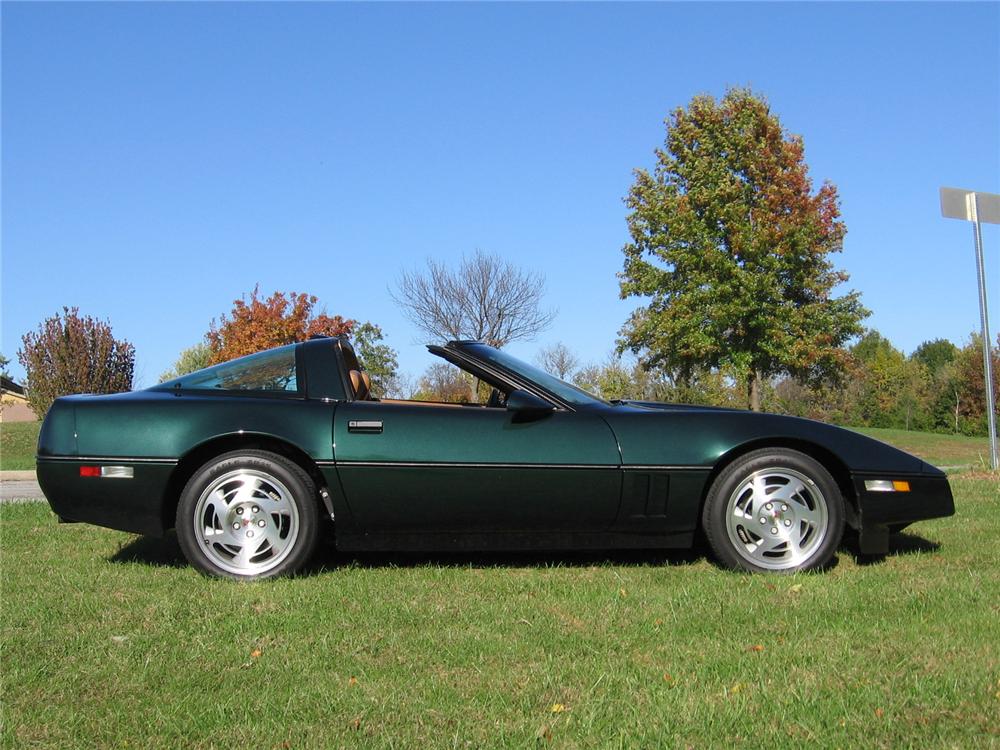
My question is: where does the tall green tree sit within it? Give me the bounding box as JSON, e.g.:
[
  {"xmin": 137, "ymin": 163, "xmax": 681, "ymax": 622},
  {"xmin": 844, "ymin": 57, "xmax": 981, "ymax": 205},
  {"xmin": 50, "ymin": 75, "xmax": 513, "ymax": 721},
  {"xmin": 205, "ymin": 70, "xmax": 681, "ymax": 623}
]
[
  {"xmin": 352, "ymin": 322, "xmax": 399, "ymax": 398},
  {"xmin": 912, "ymin": 338, "xmax": 958, "ymax": 375},
  {"xmin": 849, "ymin": 331, "xmax": 914, "ymax": 428},
  {"xmin": 18, "ymin": 307, "xmax": 135, "ymax": 416},
  {"xmin": 619, "ymin": 87, "xmax": 869, "ymax": 410}
]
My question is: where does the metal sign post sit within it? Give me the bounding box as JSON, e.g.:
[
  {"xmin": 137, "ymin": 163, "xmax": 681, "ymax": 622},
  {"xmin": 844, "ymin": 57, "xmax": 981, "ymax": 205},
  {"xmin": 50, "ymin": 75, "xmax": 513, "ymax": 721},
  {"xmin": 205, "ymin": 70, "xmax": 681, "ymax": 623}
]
[{"xmin": 940, "ymin": 187, "xmax": 999, "ymax": 470}]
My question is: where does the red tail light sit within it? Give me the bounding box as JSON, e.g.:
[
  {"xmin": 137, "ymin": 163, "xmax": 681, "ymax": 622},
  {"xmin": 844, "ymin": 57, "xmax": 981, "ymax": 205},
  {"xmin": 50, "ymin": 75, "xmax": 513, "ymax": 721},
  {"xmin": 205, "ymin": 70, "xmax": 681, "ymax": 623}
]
[{"xmin": 79, "ymin": 466, "xmax": 101, "ymax": 477}]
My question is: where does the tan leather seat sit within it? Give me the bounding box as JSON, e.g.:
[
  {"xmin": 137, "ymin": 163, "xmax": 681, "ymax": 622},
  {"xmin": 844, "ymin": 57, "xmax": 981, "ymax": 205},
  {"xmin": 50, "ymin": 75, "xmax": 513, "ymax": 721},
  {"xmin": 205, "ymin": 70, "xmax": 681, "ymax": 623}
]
[{"xmin": 348, "ymin": 370, "xmax": 370, "ymax": 401}]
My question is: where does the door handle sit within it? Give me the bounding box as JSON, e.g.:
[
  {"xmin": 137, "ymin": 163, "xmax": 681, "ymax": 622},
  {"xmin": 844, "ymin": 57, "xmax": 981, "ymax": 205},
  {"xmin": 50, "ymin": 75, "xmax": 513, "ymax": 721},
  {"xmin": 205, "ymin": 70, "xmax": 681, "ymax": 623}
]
[{"xmin": 348, "ymin": 420, "xmax": 383, "ymax": 434}]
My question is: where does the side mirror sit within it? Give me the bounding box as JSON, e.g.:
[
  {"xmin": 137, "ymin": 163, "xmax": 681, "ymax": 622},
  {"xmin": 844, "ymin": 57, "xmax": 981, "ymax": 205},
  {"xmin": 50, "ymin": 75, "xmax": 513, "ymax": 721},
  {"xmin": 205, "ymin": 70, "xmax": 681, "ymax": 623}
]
[{"xmin": 506, "ymin": 389, "xmax": 555, "ymax": 420}]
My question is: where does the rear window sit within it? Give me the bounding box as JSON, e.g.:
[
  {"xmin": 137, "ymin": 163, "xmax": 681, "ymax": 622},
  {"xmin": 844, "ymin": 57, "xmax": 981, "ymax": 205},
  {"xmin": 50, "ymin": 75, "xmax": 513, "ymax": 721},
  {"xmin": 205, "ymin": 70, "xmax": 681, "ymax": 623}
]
[{"xmin": 163, "ymin": 345, "xmax": 299, "ymax": 392}]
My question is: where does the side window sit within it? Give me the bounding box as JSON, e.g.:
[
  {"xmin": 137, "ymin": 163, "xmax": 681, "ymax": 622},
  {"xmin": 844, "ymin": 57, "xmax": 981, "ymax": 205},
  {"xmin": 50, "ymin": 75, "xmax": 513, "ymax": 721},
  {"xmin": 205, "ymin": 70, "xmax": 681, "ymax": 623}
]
[
  {"xmin": 409, "ymin": 361, "xmax": 505, "ymax": 406},
  {"xmin": 168, "ymin": 346, "xmax": 299, "ymax": 392}
]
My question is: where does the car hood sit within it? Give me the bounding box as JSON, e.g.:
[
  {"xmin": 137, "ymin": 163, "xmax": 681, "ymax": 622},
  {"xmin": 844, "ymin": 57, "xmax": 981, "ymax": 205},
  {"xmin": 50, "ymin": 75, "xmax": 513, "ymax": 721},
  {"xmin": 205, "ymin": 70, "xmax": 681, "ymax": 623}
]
[{"xmin": 600, "ymin": 401, "xmax": 942, "ymax": 476}]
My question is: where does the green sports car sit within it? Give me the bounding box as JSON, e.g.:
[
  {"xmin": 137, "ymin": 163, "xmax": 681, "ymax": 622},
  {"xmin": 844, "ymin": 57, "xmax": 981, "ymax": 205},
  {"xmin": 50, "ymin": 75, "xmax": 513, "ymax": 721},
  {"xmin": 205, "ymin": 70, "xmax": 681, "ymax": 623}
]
[{"xmin": 37, "ymin": 335, "xmax": 954, "ymax": 579}]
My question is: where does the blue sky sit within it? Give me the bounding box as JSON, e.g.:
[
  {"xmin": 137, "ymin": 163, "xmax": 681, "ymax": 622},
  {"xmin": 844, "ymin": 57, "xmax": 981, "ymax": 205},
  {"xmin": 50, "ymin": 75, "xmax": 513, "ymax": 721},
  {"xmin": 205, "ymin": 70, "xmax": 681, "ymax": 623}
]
[{"xmin": 2, "ymin": 2, "xmax": 998, "ymax": 388}]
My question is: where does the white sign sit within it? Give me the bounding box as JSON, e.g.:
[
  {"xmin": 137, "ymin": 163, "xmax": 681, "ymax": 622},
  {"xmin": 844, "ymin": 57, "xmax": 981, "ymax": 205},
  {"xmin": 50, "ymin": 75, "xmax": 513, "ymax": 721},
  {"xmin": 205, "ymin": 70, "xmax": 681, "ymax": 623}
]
[{"xmin": 940, "ymin": 187, "xmax": 1000, "ymax": 224}]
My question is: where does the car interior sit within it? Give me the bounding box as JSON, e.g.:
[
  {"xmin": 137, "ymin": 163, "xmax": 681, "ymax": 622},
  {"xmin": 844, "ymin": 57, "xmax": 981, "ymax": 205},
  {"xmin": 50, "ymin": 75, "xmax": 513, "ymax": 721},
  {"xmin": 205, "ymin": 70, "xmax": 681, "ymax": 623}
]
[{"xmin": 340, "ymin": 342, "xmax": 511, "ymax": 408}]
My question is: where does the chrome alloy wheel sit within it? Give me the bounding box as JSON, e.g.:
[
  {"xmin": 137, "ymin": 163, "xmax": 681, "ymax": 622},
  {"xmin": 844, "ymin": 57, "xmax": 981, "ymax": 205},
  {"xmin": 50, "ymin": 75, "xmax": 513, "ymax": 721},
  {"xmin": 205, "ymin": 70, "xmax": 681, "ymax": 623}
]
[
  {"xmin": 724, "ymin": 467, "xmax": 829, "ymax": 571},
  {"xmin": 192, "ymin": 469, "xmax": 300, "ymax": 577}
]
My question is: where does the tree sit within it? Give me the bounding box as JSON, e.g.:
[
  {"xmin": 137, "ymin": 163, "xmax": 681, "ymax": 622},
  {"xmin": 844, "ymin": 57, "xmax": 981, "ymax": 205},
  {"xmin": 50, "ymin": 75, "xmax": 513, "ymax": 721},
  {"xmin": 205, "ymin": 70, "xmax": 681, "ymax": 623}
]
[
  {"xmin": 912, "ymin": 338, "xmax": 958, "ymax": 376},
  {"xmin": 952, "ymin": 332, "xmax": 1000, "ymax": 435},
  {"xmin": 392, "ymin": 250, "xmax": 555, "ymax": 348},
  {"xmin": 850, "ymin": 331, "xmax": 910, "ymax": 428},
  {"xmin": 910, "ymin": 338, "xmax": 960, "ymax": 432},
  {"xmin": 352, "ymin": 322, "xmax": 399, "ymax": 398},
  {"xmin": 411, "ymin": 363, "xmax": 472, "ymax": 403},
  {"xmin": 159, "ymin": 342, "xmax": 212, "ymax": 382},
  {"xmin": 0, "ymin": 353, "xmax": 10, "ymax": 378},
  {"xmin": 573, "ymin": 357, "xmax": 633, "ymax": 401},
  {"xmin": 618, "ymin": 87, "xmax": 869, "ymax": 411},
  {"xmin": 207, "ymin": 286, "xmax": 355, "ymax": 364},
  {"xmin": 18, "ymin": 307, "xmax": 135, "ymax": 416},
  {"xmin": 536, "ymin": 342, "xmax": 579, "ymax": 380}
]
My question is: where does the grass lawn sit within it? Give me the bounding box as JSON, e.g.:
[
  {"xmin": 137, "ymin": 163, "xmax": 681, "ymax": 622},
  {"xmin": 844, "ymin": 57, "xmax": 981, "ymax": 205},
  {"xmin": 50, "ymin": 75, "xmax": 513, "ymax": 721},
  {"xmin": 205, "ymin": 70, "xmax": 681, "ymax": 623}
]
[
  {"xmin": 0, "ymin": 421, "xmax": 40, "ymax": 471},
  {"xmin": 851, "ymin": 427, "xmax": 995, "ymax": 472},
  {"xmin": 2, "ymin": 478, "xmax": 997, "ymax": 748}
]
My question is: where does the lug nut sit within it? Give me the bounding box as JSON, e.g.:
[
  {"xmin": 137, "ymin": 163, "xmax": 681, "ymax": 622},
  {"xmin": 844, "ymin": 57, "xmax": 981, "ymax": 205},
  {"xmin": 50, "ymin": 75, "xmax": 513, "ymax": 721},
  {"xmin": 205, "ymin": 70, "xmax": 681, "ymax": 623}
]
[
  {"xmin": 252, "ymin": 506, "xmax": 260, "ymax": 513},
  {"xmin": 770, "ymin": 527, "xmax": 778, "ymax": 534},
  {"xmin": 258, "ymin": 520, "xmax": 265, "ymax": 528},
  {"xmin": 236, "ymin": 507, "xmax": 243, "ymax": 515},
  {"xmin": 784, "ymin": 519, "xmax": 792, "ymax": 527},
  {"xmin": 781, "ymin": 504, "xmax": 788, "ymax": 512},
  {"xmin": 765, "ymin": 503, "xmax": 773, "ymax": 511},
  {"xmin": 247, "ymin": 531, "xmax": 254, "ymax": 538},
  {"xmin": 759, "ymin": 517, "xmax": 767, "ymax": 524},
  {"xmin": 232, "ymin": 522, "xmax": 240, "ymax": 530}
]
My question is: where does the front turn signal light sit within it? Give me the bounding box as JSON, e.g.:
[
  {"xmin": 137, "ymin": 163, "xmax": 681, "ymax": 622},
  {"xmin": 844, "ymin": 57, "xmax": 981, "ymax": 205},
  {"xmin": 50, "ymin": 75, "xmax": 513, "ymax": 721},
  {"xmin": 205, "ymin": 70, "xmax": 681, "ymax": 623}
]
[{"xmin": 864, "ymin": 479, "xmax": 911, "ymax": 492}]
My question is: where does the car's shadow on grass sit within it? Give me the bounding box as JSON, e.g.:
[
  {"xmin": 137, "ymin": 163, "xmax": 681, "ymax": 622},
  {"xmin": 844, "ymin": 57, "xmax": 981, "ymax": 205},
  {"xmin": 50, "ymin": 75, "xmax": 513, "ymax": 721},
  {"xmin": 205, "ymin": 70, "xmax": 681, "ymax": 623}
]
[
  {"xmin": 839, "ymin": 531, "xmax": 940, "ymax": 566},
  {"xmin": 107, "ymin": 531, "xmax": 710, "ymax": 575},
  {"xmin": 303, "ymin": 539, "xmax": 709, "ymax": 575},
  {"xmin": 109, "ymin": 532, "xmax": 188, "ymax": 569},
  {"xmin": 107, "ymin": 529, "xmax": 941, "ymax": 576}
]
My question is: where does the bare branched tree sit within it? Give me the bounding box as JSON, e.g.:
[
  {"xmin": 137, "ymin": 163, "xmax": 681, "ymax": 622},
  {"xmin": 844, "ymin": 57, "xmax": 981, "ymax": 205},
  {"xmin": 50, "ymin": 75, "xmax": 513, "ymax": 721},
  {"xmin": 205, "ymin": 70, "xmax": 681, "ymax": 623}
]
[
  {"xmin": 392, "ymin": 250, "xmax": 555, "ymax": 347},
  {"xmin": 536, "ymin": 342, "xmax": 580, "ymax": 380}
]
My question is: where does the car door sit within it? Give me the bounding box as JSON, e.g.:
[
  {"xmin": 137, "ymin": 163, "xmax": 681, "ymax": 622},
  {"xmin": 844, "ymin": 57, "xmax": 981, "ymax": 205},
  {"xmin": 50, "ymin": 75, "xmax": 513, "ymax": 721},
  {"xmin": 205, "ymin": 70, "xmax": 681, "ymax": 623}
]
[{"xmin": 332, "ymin": 399, "xmax": 622, "ymax": 533}]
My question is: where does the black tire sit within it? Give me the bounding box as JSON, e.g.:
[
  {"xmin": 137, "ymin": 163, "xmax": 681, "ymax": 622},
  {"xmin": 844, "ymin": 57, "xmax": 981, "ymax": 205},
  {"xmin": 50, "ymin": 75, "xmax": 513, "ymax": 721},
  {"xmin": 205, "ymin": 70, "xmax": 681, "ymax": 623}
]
[
  {"xmin": 176, "ymin": 450, "xmax": 320, "ymax": 580},
  {"xmin": 702, "ymin": 448, "xmax": 845, "ymax": 573}
]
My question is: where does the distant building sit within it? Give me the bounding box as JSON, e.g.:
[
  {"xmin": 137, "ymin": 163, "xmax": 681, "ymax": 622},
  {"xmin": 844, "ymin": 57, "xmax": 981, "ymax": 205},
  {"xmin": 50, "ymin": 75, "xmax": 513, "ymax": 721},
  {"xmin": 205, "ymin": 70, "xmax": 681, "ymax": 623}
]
[{"xmin": 1, "ymin": 376, "xmax": 37, "ymax": 422}]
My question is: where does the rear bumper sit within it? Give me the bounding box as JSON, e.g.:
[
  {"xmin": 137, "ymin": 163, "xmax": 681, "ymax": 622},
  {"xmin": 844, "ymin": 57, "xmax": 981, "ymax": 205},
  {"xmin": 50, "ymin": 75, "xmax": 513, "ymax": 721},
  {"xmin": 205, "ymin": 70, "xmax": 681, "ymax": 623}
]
[
  {"xmin": 37, "ymin": 457, "xmax": 175, "ymax": 536},
  {"xmin": 851, "ymin": 471, "xmax": 955, "ymax": 553}
]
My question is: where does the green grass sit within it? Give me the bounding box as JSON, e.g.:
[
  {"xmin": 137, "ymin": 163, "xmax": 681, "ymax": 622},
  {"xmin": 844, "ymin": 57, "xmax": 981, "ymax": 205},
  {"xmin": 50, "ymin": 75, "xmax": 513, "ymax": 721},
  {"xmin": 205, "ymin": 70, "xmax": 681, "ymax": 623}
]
[
  {"xmin": 2, "ymin": 479, "xmax": 998, "ymax": 748},
  {"xmin": 0, "ymin": 420, "xmax": 40, "ymax": 471},
  {"xmin": 850, "ymin": 427, "xmax": 994, "ymax": 472}
]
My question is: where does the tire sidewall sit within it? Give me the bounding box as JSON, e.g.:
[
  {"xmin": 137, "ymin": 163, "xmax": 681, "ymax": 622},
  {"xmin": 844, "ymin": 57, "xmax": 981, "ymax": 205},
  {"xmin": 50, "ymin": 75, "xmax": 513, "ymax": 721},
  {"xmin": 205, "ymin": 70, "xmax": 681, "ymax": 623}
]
[
  {"xmin": 176, "ymin": 451, "xmax": 320, "ymax": 580},
  {"xmin": 703, "ymin": 448, "xmax": 845, "ymax": 573}
]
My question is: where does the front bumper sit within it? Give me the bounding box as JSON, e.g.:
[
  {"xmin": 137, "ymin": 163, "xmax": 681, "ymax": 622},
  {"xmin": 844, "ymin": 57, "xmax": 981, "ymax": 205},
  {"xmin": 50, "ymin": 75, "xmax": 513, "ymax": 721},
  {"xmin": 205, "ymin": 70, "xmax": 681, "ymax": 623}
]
[{"xmin": 850, "ymin": 470, "xmax": 955, "ymax": 553}]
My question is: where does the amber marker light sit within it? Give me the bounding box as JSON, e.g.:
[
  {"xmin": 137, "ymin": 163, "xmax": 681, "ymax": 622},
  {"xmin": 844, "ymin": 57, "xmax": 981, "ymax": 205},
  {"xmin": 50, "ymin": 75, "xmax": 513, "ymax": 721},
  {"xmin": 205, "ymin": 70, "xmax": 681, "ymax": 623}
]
[{"xmin": 864, "ymin": 479, "xmax": 912, "ymax": 492}]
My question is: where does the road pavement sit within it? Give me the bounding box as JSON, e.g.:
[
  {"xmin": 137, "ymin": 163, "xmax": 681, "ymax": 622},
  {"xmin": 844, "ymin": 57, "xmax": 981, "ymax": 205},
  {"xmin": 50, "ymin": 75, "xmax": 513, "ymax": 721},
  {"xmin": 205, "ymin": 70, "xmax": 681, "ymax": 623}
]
[{"xmin": 0, "ymin": 473, "xmax": 43, "ymax": 502}]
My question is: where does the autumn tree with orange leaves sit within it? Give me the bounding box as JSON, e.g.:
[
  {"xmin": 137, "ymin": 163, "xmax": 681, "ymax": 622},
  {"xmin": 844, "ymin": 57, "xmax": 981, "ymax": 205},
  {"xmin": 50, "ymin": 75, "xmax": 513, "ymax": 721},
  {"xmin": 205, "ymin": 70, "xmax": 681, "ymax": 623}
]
[
  {"xmin": 619, "ymin": 88, "xmax": 869, "ymax": 411},
  {"xmin": 207, "ymin": 286, "xmax": 355, "ymax": 364}
]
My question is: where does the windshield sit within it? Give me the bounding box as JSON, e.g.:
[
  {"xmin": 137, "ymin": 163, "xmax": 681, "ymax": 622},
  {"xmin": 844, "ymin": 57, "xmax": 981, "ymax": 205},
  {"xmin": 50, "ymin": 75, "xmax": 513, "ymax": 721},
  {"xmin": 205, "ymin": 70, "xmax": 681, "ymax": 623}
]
[
  {"xmin": 157, "ymin": 345, "xmax": 299, "ymax": 392},
  {"xmin": 462, "ymin": 343, "xmax": 607, "ymax": 408}
]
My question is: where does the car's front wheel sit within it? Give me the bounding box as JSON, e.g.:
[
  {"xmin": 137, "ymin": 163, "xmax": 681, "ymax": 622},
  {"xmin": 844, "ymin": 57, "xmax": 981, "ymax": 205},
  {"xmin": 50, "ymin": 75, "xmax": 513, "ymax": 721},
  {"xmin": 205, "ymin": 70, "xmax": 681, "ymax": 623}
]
[
  {"xmin": 702, "ymin": 448, "xmax": 844, "ymax": 573},
  {"xmin": 176, "ymin": 450, "xmax": 320, "ymax": 580}
]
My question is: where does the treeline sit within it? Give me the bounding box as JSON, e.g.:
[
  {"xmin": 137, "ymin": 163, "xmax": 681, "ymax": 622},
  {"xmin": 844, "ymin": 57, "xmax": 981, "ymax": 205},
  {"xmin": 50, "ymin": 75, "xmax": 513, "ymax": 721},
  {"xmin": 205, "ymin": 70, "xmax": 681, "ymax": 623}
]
[
  {"xmin": 565, "ymin": 331, "xmax": 1000, "ymax": 436},
  {"xmin": 15, "ymin": 291, "xmax": 401, "ymax": 417}
]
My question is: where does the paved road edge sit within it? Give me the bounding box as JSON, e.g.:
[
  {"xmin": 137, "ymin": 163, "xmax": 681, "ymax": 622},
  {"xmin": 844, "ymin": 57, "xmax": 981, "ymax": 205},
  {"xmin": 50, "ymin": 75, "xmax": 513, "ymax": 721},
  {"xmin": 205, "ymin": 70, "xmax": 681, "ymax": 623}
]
[{"xmin": 0, "ymin": 470, "xmax": 38, "ymax": 481}]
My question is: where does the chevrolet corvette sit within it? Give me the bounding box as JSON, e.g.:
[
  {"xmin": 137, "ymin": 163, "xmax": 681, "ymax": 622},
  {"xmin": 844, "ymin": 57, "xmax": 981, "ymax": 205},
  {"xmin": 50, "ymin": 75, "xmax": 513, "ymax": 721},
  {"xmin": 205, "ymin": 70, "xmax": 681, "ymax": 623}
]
[{"xmin": 37, "ymin": 335, "xmax": 955, "ymax": 579}]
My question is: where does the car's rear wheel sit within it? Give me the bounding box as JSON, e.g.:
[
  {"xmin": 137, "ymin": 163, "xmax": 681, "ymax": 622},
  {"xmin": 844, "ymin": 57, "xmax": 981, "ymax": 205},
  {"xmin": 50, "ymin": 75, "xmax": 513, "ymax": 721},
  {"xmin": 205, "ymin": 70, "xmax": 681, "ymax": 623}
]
[
  {"xmin": 176, "ymin": 450, "xmax": 320, "ymax": 580},
  {"xmin": 702, "ymin": 448, "xmax": 844, "ymax": 573}
]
